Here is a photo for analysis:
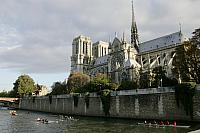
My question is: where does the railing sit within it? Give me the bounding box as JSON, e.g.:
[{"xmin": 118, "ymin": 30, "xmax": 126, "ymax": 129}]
[
  {"xmin": 111, "ymin": 87, "xmax": 175, "ymax": 96},
  {"xmin": 22, "ymin": 85, "xmax": 200, "ymax": 99}
]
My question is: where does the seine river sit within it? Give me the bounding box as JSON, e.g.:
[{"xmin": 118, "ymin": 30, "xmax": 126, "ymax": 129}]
[{"xmin": 0, "ymin": 110, "xmax": 197, "ymax": 133}]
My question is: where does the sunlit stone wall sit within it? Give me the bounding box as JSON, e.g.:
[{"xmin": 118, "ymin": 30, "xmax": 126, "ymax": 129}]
[{"xmin": 19, "ymin": 86, "xmax": 200, "ymax": 121}]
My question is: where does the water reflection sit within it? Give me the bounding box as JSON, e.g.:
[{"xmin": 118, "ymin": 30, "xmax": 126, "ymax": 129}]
[{"xmin": 0, "ymin": 110, "xmax": 191, "ymax": 133}]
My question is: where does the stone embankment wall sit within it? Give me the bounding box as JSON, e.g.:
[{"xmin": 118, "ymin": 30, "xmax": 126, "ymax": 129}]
[{"xmin": 19, "ymin": 87, "xmax": 200, "ymax": 121}]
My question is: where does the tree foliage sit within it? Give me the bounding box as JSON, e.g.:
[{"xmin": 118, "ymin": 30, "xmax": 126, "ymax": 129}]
[
  {"xmin": 151, "ymin": 66, "xmax": 178, "ymax": 87},
  {"xmin": 66, "ymin": 72, "xmax": 90, "ymax": 93},
  {"xmin": 74, "ymin": 73, "xmax": 118, "ymax": 93},
  {"xmin": 173, "ymin": 28, "xmax": 200, "ymax": 83},
  {"xmin": 50, "ymin": 82, "xmax": 67, "ymax": 95},
  {"xmin": 151, "ymin": 66, "xmax": 166, "ymax": 87},
  {"xmin": 90, "ymin": 73, "xmax": 111, "ymax": 92},
  {"xmin": 118, "ymin": 80, "xmax": 138, "ymax": 90},
  {"xmin": 35, "ymin": 84, "xmax": 44, "ymax": 96},
  {"xmin": 100, "ymin": 89, "xmax": 111, "ymax": 116},
  {"xmin": 175, "ymin": 82, "xmax": 196, "ymax": 119},
  {"xmin": 0, "ymin": 91, "xmax": 10, "ymax": 97},
  {"xmin": 0, "ymin": 90, "xmax": 17, "ymax": 97},
  {"xmin": 13, "ymin": 74, "xmax": 36, "ymax": 97},
  {"xmin": 139, "ymin": 68, "xmax": 152, "ymax": 89}
]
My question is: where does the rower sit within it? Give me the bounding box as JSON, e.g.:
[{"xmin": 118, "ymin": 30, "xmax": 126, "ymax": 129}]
[
  {"xmin": 166, "ymin": 121, "xmax": 170, "ymax": 125},
  {"xmin": 173, "ymin": 121, "xmax": 176, "ymax": 127},
  {"xmin": 37, "ymin": 117, "xmax": 41, "ymax": 121},
  {"xmin": 44, "ymin": 119, "xmax": 48, "ymax": 124}
]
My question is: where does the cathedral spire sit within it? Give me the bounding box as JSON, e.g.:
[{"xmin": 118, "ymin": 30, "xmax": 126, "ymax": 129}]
[{"xmin": 131, "ymin": 0, "xmax": 139, "ymax": 51}]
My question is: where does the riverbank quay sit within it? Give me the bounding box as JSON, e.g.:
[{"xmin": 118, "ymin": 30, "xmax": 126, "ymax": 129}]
[{"xmin": 19, "ymin": 86, "xmax": 200, "ymax": 122}]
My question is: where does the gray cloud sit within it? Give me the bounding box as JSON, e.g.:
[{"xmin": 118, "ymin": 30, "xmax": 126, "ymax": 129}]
[{"xmin": 0, "ymin": 0, "xmax": 199, "ymax": 74}]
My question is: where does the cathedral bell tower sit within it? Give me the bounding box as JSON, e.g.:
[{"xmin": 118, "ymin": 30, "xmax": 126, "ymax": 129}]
[
  {"xmin": 131, "ymin": 0, "xmax": 139, "ymax": 52},
  {"xmin": 71, "ymin": 35, "xmax": 92, "ymax": 74}
]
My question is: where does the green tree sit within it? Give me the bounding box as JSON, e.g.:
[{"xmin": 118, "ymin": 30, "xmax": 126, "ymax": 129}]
[
  {"xmin": 78, "ymin": 73, "xmax": 118, "ymax": 93},
  {"xmin": 0, "ymin": 90, "xmax": 18, "ymax": 97},
  {"xmin": 118, "ymin": 80, "xmax": 138, "ymax": 90},
  {"xmin": 173, "ymin": 41, "xmax": 192, "ymax": 82},
  {"xmin": 175, "ymin": 82, "xmax": 196, "ymax": 119},
  {"xmin": 151, "ymin": 66, "xmax": 166, "ymax": 87},
  {"xmin": 50, "ymin": 82, "xmax": 67, "ymax": 95},
  {"xmin": 151, "ymin": 66, "xmax": 178, "ymax": 87},
  {"xmin": 91, "ymin": 73, "xmax": 110, "ymax": 91},
  {"xmin": 173, "ymin": 28, "xmax": 200, "ymax": 83},
  {"xmin": 13, "ymin": 74, "xmax": 36, "ymax": 97},
  {"xmin": 35, "ymin": 84, "xmax": 42, "ymax": 96},
  {"xmin": 139, "ymin": 68, "xmax": 151, "ymax": 89},
  {"xmin": 0, "ymin": 90, "xmax": 9, "ymax": 97},
  {"xmin": 66, "ymin": 72, "xmax": 90, "ymax": 93},
  {"xmin": 8, "ymin": 90, "xmax": 17, "ymax": 97}
]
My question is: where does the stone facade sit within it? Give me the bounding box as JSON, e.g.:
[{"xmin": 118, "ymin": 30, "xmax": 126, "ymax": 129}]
[{"xmin": 71, "ymin": 35, "xmax": 92, "ymax": 73}]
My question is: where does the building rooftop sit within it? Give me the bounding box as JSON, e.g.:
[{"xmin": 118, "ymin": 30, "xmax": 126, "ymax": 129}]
[
  {"xmin": 139, "ymin": 31, "xmax": 187, "ymax": 53},
  {"xmin": 93, "ymin": 55, "xmax": 109, "ymax": 66}
]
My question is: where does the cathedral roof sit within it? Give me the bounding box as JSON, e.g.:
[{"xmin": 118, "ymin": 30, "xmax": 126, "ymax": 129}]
[
  {"xmin": 93, "ymin": 41, "xmax": 109, "ymax": 46},
  {"xmin": 124, "ymin": 58, "xmax": 141, "ymax": 68},
  {"xmin": 93, "ymin": 55, "xmax": 109, "ymax": 66},
  {"xmin": 139, "ymin": 31, "xmax": 187, "ymax": 53},
  {"xmin": 112, "ymin": 37, "xmax": 121, "ymax": 46}
]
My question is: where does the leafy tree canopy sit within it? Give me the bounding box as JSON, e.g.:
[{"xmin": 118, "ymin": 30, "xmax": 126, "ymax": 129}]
[
  {"xmin": 13, "ymin": 74, "xmax": 36, "ymax": 97},
  {"xmin": 50, "ymin": 82, "xmax": 67, "ymax": 95},
  {"xmin": 151, "ymin": 66, "xmax": 166, "ymax": 87},
  {"xmin": 175, "ymin": 82, "xmax": 196, "ymax": 119},
  {"xmin": 173, "ymin": 28, "xmax": 200, "ymax": 83},
  {"xmin": 0, "ymin": 91, "xmax": 10, "ymax": 97},
  {"xmin": 74, "ymin": 73, "xmax": 118, "ymax": 93},
  {"xmin": 66, "ymin": 72, "xmax": 90, "ymax": 94},
  {"xmin": 0, "ymin": 90, "xmax": 17, "ymax": 97},
  {"xmin": 152, "ymin": 66, "xmax": 178, "ymax": 87},
  {"xmin": 118, "ymin": 80, "xmax": 138, "ymax": 90},
  {"xmin": 139, "ymin": 68, "xmax": 152, "ymax": 89}
]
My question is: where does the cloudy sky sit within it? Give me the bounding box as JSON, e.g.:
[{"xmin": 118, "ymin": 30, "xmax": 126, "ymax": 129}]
[{"xmin": 0, "ymin": 0, "xmax": 200, "ymax": 91}]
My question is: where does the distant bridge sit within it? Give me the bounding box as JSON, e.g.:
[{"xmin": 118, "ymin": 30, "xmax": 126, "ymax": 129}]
[{"xmin": 0, "ymin": 97, "xmax": 19, "ymax": 102}]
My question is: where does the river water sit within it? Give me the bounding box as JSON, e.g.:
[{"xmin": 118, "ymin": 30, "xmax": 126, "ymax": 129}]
[{"xmin": 0, "ymin": 110, "xmax": 197, "ymax": 133}]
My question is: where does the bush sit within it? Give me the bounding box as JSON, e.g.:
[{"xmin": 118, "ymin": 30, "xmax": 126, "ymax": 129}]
[
  {"xmin": 73, "ymin": 94, "xmax": 79, "ymax": 107},
  {"xmin": 84, "ymin": 93, "xmax": 90, "ymax": 108},
  {"xmin": 100, "ymin": 89, "xmax": 111, "ymax": 116},
  {"xmin": 118, "ymin": 81, "xmax": 138, "ymax": 90},
  {"xmin": 175, "ymin": 82, "xmax": 196, "ymax": 119}
]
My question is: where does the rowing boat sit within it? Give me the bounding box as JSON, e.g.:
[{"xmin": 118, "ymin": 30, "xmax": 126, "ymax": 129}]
[{"xmin": 137, "ymin": 123, "xmax": 190, "ymax": 128}]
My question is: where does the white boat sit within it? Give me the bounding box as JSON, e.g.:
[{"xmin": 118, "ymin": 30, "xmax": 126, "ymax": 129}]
[{"xmin": 138, "ymin": 122, "xmax": 190, "ymax": 128}]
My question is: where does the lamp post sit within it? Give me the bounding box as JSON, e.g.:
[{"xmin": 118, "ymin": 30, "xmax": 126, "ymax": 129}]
[
  {"xmin": 160, "ymin": 78, "xmax": 162, "ymax": 88},
  {"xmin": 89, "ymin": 74, "xmax": 91, "ymax": 92}
]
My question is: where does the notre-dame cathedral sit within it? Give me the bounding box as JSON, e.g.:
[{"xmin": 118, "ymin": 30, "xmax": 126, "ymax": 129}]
[{"xmin": 70, "ymin": 1, "xmax": 187, "ymax": 84}]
